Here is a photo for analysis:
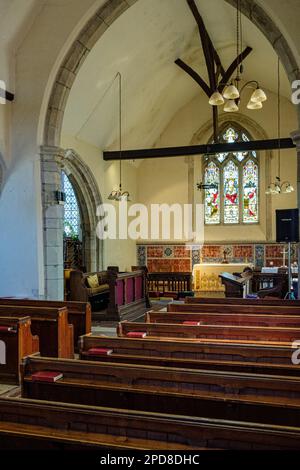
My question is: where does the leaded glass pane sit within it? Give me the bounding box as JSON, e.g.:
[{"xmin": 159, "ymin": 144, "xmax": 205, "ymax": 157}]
[
  {"xmin": 223, "ymin": 127, "xmax": 238, "ymax": 143},
  {"xmin": 204, "ymin": 162, "xmax": 220, "ymax": 225},
  {"xmin": 217, "ymin": 153, "xmax": 227, "ymax": 163},
  {"xmin": 234, "ymin": 152, "xmax": 247, "ymax": 162},
  {"xmin": 205, "ymin": 125, "xmax": 259, "ymax": 225},
  {"xmin": 243, "ymin": 160, "xmax": 259, "ymax": 223},
  {"xmin": 63, "ymin": 172, "xmax": 80, "ymax": 237},
  {"xmin": 224, "ymin": 160, "xmax": 239, "ymax": 224}
]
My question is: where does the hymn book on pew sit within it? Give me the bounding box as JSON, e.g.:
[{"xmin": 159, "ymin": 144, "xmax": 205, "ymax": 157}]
[
  {"xmin": 87, "ymin": 348, "xmax": 113, "ymax": 356},
  {"xmin": 126, "ymin": 332, "xmax": 147, "ymax": 338},
  {"xmin": 0, "ymin": 326, "xmax": 16, "ymax": 333},
  {"xmin": 31, "ymin": 371, "xmax": 64, "ymax": 383}
]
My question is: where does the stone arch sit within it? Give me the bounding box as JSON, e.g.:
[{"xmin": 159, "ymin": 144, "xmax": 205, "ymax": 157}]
[
  {"xmin": 42, "ymin": 0, "xmax": 300, "ymax": 148},
  {"xmin": 39, "ymin": 0, "xmax": 300, "ymax": 298},
  {"xmin": 190, "ymin": 112, "xmax": 273, "ymax": 239},
  {"xmin": 62, "ymin": 149, "xmax": 103, "ymax": 272}
]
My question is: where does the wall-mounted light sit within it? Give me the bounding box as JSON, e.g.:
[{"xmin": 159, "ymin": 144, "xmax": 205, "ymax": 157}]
[{"xmin": 54, "ymin": 190, "xmax": 66, "ymax": 205}]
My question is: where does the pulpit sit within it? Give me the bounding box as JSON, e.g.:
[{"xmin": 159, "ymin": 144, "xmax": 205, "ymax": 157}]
[
  {"xmin": 219, "ymin": 272, "xmax": 251, "ymax": 298},
  {"xmin": 192, "ymin": 263, "xmax": 253, "ymax": 292}
]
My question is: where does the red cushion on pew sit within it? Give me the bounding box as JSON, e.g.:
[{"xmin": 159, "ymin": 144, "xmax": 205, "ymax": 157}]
[
  {"xmin": 0, "ymin": 326, "xmax": 15, "ymax": 333},
  {"xmin": 126, "ymin": 332, "xmax": 147, "ymax": 338},
  {"xmin": 87, "ymin": 348, "xmax": 113, "ymax": 356},
  {"xmin": 182, "ymin": 321, "xmax": 202, "ymax": 326}
]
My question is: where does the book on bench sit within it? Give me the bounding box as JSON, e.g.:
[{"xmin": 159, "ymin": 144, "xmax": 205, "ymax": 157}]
[
  {"xmin": 126, "ymin": 332, "xmax": 147, "ymax": 338},
  {"xmin": 87, "ymin": 348, "xmax": 113, "ymax": 356},
  {"xmin": 182, "ymin": 321, "xmax": 202, "ymax": 326},
  {"xmin": 31, "ymin": 371, "xmax": 63, "ymax": 383},
  {"xmin": 0, "ymin": 326, "xmax": 16, "ymax": 333}
]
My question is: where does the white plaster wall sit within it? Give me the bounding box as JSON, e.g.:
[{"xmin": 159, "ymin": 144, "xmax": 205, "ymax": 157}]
[
  {"xmin": 0, "ymin": 0, "xmax": 101, "ymax": 298},
  {"xmin": 137, "ymin": 86, "xmax": 298, "ymax": 243},
  {"xmin": 61, "ymin": 133, "xmax": 138, "ymax": 271}
]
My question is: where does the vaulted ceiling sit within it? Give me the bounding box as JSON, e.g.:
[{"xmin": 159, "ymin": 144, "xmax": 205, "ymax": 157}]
[{"xmin": 62, "ymin": 0, "xmax": 292, "ymax": 152}]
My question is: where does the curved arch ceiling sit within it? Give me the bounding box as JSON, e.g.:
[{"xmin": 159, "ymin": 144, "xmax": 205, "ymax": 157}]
[{"xmin": 62, "ymin": 0, "xmax": 292, "ymax": 152}]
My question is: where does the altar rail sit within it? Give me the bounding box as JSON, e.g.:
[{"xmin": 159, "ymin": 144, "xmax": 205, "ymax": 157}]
[{"xmin": 147, "ymin": 272, "xmax": 192, "ymax": 299}]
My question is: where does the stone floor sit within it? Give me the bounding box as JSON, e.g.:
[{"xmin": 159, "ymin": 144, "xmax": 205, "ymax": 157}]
[
  {"xmin": 91, "ymin": 299, "xmax": 172, "ymax": 336},
  {"xmin": 0, "ymin": 384, "xmax": 20, "ymax": 397}
]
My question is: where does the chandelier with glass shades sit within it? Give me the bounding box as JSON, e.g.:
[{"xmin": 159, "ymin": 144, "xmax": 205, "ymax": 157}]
[
  {"xmin": 108, "ymin": 72, "xmax": 131, "ymax": 202},
  {"xmin": 265, "ymin": 58, "xmax": 294, "ymax": 195},
  {"xmin": 265, "ymin": 177, "xmax": 294, "ymax": 195},
  {"xmin": 208, "ymin": 1, "xmax": 267, "ymax": 113},
  {"xmin": 209, "ymin": 80, "xmax": 267, "ymax": 112}
]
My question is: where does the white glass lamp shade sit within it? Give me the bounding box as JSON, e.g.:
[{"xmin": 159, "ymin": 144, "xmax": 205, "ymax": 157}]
[
  {"xmin": 209, "ymin": 91, "xmax": 224, "ymax": 106},
  {"xmin": 247, "ymin": 100, "xmax": 263, "ymax": 110},
  {"xmin": 283, "ymin": 183, "xmax": 294, "ymax": 194},
  {"xmin": 118, "ymin": 191, "xmax": 131, "ymax": 202},
  {"xmin": 108, "ymin": 188, "xmax": 131, "ymax": 201},
  {"xmin": 250, "ymin": 88, "xmax": 267, "ymax": 103},
  {"xmin": 223, "ymin": 84, "xmax": 240, "ymax": 100},
  {"xmin": 108, "ymin": 190, "xmax": 118, "ymax": 200},
  {"xmin": 224, "ymin": 100, "xmax": 239, "ymax": 112}
]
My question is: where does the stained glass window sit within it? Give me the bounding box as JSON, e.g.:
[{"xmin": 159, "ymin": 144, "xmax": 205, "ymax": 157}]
[
  {"xmin": 203, "ymin": 124, "xmax": 259, "ymax": 225},
  {"xmin": 204, "ymin": 162, "xmax": 220, "ymax": 224},
  {"xmin": 62, "ymin": 172, "xmax": 80, "ymax": 237},
  {"xmin": 243, "ymin": 160, "xmax": 259, "ymax": 223},
  {"xmin": 224, "ymin": 160, "xmax": 239, "ymax": 224}
]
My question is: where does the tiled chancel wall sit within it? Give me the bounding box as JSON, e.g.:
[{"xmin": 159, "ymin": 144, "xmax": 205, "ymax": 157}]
[{"xmin": 137, "ymin": 243, "xmax": 299, "ymax": 272}]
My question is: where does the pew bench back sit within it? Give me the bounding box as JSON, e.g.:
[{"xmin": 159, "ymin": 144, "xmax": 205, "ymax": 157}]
[
  {"xmin": 0, "ymin": 316, "xmax": 39, "ymax": 383},
  {"xmin": 117, "ymin": 320, "xmax": 300, "ymax": 342},
  {"xmin": 168, "ymin": 302, "xmax": 300, "ymax": 315},
  {"xmin": 80, "ymin": 334, "xmax": 295, "ymax": 364},
  {"xmin": 0, "ymin": 298, "xmax": 91, "ymax": 352},
  {"xmin": 0, "ymin": 306, "xmax": 73, "ymax": 358},
  {"xmin": 147, "ymin": 310, "xmax": 300, "ymax": 327},
  {"xmin": 2, "ymin": 397, "xmax": 300, "ymax": 450},
  {"xmin": 20, "ymin": 355, "xmax": 300, "ymax": 428}
]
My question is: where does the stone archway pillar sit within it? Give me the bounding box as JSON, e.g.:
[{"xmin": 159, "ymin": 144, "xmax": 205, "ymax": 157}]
[
  {"xmin": 291, "ymin": 130, "xmax": 300, "ymax": 298},
  {"xmin": 40, "ymin": 145, "xmax": 65, "ymax": 300}
]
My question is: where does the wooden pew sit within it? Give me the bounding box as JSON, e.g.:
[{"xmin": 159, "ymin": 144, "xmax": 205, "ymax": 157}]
[
  {"xmin": 0, "ymin": 306, "xmax": 73, "ymax": 358},
  {"xmin": 20, "ymin": 356, "xmax": 300, "ymax": 428},
  {"xmin": 2, "ymin": 397, "xmax": 300, "ymax": 450},
  {"xmin": 0, "ymin": 317, "xmax": 39, "ymax": 384},
  {"xmin": 0, "ymin": 298, "xmax": 91, "ymax": 352},
  {"xmin": 168, "ymin": 302, "xmax": 300, "ymax": 315},
  {"xmin": 186, "ymin": 297, "xmax": 300, "ymax": 307},
  {"xmin": 117, "ymin": 320, "xmax": 300, "ymax": 342},
  {"xmin": 79, "ymin": 334, "xmax": 300, "ymax": 377},
  {"xmin": 147, "ymin": 310, "xmax": 300, "ymax": 328},
  {"xmin": 79, "ymin": 335, "xmax": 295, "ymax": 364}
]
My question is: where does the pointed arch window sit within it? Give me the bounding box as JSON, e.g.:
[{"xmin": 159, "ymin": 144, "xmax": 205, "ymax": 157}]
[
  {"xmin": 62, "ymin": 172, "xmax": 81, "ymax": 238},
  {"xmin": 204, "ymin": 125, "xmax": 259, "ymax": 225}
]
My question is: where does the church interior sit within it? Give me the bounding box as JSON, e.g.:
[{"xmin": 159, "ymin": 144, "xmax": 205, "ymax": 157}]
[{"xmin": 1, "ymin": 0, "xmax": 300, "ymax": 454}]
